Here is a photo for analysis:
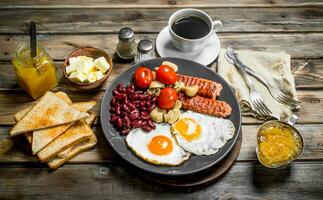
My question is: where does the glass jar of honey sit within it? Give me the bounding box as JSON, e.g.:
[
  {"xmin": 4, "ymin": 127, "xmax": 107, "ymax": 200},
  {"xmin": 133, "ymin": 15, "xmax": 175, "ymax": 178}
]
[{"xmin": 12, "ymin": 42, "xmax": 57, "ymax": 99}]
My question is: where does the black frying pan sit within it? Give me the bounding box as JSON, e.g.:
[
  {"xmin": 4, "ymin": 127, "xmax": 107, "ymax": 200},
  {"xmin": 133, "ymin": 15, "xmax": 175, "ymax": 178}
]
[{"xmin": 100, "ymin": 57, "xmax": 241, "ymax": 176}]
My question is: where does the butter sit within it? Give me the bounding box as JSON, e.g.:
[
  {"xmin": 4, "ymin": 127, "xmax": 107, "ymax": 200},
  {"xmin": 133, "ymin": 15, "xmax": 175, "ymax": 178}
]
[
  {"xmin": 94, "ymin": 57, "xmax": 110, "ymax": 73},
  {"xmin": 83, "ymin": 60, "xmax": 96, "ymax": 73},
  {"xmin": 95, "ymin": 71, "xmax": 104, "ymax": 80},
  {"xmin": 66, "ymin": 65, "xmax": 76, "ymax": 75},
  {"xmin": 67, "ymin": 55, "xmax": 109, "ymax": 83},
  {"xmin": 87, "ymin": 73, "xmax": 97, "ymax": 83},
  {"xmin": 69, "ymin": 71, "xmax": 86, "ymax": 82}
]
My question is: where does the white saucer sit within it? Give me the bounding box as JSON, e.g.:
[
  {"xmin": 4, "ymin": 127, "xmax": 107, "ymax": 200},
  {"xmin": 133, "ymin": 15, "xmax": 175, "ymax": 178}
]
[{"xmin": 156, "ymin": 26, "xmax": 221, "ymax": 66}]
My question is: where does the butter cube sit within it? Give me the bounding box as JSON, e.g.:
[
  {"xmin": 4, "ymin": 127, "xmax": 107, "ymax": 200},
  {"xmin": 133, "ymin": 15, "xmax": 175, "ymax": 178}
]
[
  {"xmin": 95, "ymin": 71, "xmax": 104, "ymax": 80},
  {"xmin": 69, "ymin": 72, "xmax": 86, "ymax": 83},
  {"xmin": 65, "ymin": 65, "xmax": 76, "ymax": 75},
  {"xmin": 87, "ymin": 73, "xmax": 97, "ymax": 83},
  {"xmin": 94, "ymin": 57, "xmax": 110, "ymax": 73},
  {"xmin": 83, "ymin": 60, "xmax": 96, "ymax": 73},
  {"xmin": 69, "ymin": 57, "xmax": 79, "ymax": 67},
  {"xmin": 79, "ymin": 56, "xmax": 93, "ymax": 62}
]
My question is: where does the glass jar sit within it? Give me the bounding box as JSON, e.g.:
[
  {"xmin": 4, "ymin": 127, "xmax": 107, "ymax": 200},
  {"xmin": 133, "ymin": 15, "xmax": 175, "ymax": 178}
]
[
  {"xmin": 12, "ymin": 42, "xmax": 57, "ymax": 99},
  {"xmin": 135, "ymin": 39, "xmax": 155, "ymax": 63},
  {"xmin": 116, "ymin": 27, "xmax": 137, "ymax": 60}
]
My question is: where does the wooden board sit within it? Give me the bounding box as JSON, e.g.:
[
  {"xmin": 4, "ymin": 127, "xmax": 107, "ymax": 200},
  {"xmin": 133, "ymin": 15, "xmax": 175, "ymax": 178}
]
[
  {"xmin": 1, "ymin": 59, "xmax": 322, "ymax": 90},
  {"xmin": 1, "ymin": 34, "xmax": 323, "ymax": 61},
  {"xmin": 1, "ymin": 0, "xmax": 322, "ymax": 8},
  {"xmin": 0, "ymin": 162, "xmax": 322, "ymax": 199},
  {"xmin": 0, "ymin": 8, "xmax": 323, "ymax": 34},
  {"xmin": 1, "ymin": 124, "xmax": 323, "ymax": 163}
]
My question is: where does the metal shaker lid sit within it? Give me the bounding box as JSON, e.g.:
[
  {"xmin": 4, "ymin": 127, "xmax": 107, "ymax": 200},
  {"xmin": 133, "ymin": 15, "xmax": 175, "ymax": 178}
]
[
  {"xmin": 118, "ymin": 27, "xmax": 135, "ymax": 42},
  {"xmin": 137, "ymin": 39, "xmax": 154, "ymax": 53}
]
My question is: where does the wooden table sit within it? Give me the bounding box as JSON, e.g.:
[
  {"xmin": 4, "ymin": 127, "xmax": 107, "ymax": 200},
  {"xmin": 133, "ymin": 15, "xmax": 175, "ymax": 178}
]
[{"xmin": 1, "ymin": 1, "xmax": 323, "ymax": 199}]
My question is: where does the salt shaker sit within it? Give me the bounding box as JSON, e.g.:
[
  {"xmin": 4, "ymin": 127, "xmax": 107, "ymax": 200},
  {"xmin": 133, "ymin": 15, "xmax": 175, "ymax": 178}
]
[
  {"xmin": 135, "ymin": 39, "xmax": 155, "ymax": 63},
  {"xmin": 116, "ymin": 27, "xmax": 136, "ymax": 60}
]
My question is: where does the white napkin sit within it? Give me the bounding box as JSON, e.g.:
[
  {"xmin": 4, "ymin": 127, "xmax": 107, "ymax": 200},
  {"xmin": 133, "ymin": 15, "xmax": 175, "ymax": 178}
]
[{"xmin": 217, "ymin": 49, "xmax": 298, "ymax": 121}]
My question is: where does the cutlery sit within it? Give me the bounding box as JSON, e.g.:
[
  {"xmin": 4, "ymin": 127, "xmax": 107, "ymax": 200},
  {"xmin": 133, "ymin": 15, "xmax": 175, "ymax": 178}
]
[
  {"xmin": 225, "ymin": 47, "xmax": 272, "ymax": 116},
  {"xmin": 225, "ymin": 47, "xmax": 300, "ymax": 107}
]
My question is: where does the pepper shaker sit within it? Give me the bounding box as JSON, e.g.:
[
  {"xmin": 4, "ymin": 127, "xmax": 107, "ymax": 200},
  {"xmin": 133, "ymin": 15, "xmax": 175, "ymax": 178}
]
[
  {"xmin": 116, "ymin": 27, "xmax": 137, "ymax": 60},
  {"xmin": 135, "ymin": 39, "xmax": 155, "ymax": 63}
]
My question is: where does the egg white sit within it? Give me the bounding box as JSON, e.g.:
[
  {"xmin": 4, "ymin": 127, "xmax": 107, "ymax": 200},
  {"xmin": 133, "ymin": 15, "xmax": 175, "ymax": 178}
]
[
  {"xmin": 171, "ymin": 111, "xmax": 235, "ymax": 155},
  {"xmin": 126, "ymin": 123, "xmax": 191, "ymax": 166}
]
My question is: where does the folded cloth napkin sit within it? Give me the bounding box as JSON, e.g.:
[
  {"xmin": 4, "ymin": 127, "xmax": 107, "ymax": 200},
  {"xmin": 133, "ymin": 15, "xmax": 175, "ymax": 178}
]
[{"xmin": 218, "ymin": 49, "xmax": 298, "ymax": 121}]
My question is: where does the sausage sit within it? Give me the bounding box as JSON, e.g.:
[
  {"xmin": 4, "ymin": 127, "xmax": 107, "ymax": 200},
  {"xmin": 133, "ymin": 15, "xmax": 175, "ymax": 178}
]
[
  {"xmin": 179, "ymin": 94, "xmax": 232, "ymax": 118},
  {"xmin": 177, "ymin": 74, "xmax": 223, "ymax": 99}
]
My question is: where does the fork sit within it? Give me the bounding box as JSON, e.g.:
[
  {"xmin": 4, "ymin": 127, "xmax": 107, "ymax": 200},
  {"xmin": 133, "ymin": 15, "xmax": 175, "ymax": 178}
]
[
  {"xmin": 225, "ymin": 47, "xmax": 300, "ymax": 107},
  {"xmin": 225, "ymin": 47, "xmax": 272, "ymax": 116}
]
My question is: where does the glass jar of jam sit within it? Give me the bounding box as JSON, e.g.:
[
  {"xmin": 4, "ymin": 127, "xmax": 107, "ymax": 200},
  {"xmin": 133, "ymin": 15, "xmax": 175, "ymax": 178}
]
[{"xmin": 12, "ymin": 42, "xmax": 57, "ymax": 99}]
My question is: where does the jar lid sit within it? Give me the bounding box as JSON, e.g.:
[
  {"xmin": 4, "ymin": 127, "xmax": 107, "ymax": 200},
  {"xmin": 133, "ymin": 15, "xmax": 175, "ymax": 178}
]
[
  {"xmin": 137, "ymin": 39, "xmax": 154, "ymax": 53},
  {"xmin": 118, "ymin": 27, "xmax": 135, "ymax": 42}
]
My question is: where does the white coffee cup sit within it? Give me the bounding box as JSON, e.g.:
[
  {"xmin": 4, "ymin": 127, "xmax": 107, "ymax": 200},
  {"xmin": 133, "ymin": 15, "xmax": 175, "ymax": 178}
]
[{"xmin": 168, "ymin": 8, "xmax": 222, "ymax": 53}]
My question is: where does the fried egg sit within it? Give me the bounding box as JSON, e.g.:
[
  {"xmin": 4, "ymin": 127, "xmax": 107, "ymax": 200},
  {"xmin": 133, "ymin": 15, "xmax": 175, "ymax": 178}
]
[
  {"xmin": 126, "ymin": 124, "xmax": 191, "ymax": 166},
  {"xmin": 171, "ymin": 111, "xmax": 235, "ymax": 155}
]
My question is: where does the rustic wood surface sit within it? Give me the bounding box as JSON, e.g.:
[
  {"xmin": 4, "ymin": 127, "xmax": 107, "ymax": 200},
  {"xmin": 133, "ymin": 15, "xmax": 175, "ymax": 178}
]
[{"xmin": 0, "ymin": 0, "xmax": 322, "ymax": 199}]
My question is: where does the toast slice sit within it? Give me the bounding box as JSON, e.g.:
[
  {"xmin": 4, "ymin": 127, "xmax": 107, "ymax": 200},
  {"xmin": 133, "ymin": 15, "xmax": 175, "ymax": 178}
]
[
  {"xmin": 15, "ymin": 92, "xmax": 73, "ymax": 145},
  {"xmin": 31, "ymin": 101, "xmax": 96, "ymax": 154},
  {"xmin": 37, "ymin": 119, "xmax": 93, "ymax": 162},
  {"xmin": 14, "ymin": 92, "xmax": 73, "ymax": 122},
  {"xmin": 10, "ymin": 91, "xmax": 89, "ymax": 136},
  {"xmin": 47, "ymin": 114, "xmax": 96, "ymax": 169},
  {"xmin": 47, "ymin": 132, "xmax": 97, "ymax": 169}
]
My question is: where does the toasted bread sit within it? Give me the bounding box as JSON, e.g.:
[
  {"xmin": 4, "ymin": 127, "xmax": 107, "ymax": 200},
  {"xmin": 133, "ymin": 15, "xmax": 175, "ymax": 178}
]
[
  {"xmin": 14, "ymin": 92, "xmax": 72, "ymax": 122},
  {"xmin": 47, "ymin": 133, "xmax": 97, "ymax": 169},
  {"xmin": 10, "ymin": 91, "xmax": 89, "ymax": 136},
  {"xmin": 37, "ymin": 119, "xmax": 93, "ymax": 162},
  {"xmin": 24, "ymin": 114, "xmax": 96, "ymax": 146},
  {"xmin": 85, "ymin": 113, "xmax": 96, "ymax": 125},
  {"xmin": 31, "ymin": 102, "xmax": 96, "ymax": 154}
]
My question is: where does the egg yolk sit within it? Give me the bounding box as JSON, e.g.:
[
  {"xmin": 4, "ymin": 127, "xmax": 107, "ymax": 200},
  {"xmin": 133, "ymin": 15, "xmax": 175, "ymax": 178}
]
[
  {"xmin": 148, "ymin": 135, "xmax": 173, "ymax": 156},
  {"xmin": 172, "ymin": 118, "xmax": 201, "ymax": 142}
]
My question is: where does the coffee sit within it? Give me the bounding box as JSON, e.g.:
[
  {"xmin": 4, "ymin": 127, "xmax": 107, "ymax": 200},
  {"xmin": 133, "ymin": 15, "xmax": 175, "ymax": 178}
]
[{"xmin": 171, "ymin": 16, "xmax": 210, "ymax": 39}]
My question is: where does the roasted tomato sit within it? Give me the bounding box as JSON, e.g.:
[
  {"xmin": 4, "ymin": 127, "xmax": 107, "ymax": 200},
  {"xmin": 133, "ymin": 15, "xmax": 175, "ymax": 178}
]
[
  {"xmin": 156, "ymin": 65, "xmax": 177, "ymax": 85},
  {"xmin": 158, "ymin": 88, "xmax": 178, "ymax": 110},
  {"xmin": 134, "ymin": 67, "xmax": 153, "ymax": 89}
]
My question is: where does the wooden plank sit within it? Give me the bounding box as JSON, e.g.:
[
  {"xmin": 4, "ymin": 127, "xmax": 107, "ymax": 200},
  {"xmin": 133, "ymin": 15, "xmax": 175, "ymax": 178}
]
[
  {"xmin": 0, "ymin": 162, "xmax": 322, "ymax": 199},
  {"xmin": 1, "ymin": 124, "xmax": 322, "ymax": 163},
  {"xmin": 0, "ymin": 90, "xmax": 322, "ymax": 125},
  {"xmin": 0, "ymin": 8, "xmax": 323, "ymax": 34},
  {"xmin": 0, "ymin": 0, "xmax": 322, "ymax": 8},
  {"xmin": 1, "ymin": 59, "xmax": 322, "ymax": 90},
  {"xmin": 1, "ymin": 34, "xmax": 322, "ymax": 62}
]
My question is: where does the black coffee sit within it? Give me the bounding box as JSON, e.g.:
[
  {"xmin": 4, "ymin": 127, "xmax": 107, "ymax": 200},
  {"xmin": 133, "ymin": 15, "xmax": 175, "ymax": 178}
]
[{"xmin": 171, "ymin": 16, "xmax": 210, "ymax": 39}]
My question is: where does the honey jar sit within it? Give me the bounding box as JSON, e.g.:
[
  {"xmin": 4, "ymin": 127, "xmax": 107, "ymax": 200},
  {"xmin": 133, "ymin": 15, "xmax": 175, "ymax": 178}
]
[{"xmin": 12, "ymin": 42, "xmax": 57, "ymax": 99}]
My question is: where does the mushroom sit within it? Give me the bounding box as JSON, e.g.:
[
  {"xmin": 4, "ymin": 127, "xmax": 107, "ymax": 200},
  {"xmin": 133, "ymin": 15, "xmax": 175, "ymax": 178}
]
[
  {"xmin": 173, "ymin": 100, "xmax": 182, "ymax": 110},
  {"xmin": 150, "ymin": 108, "xmax": 164, "ymax": 123},
  {"xmin": 182, "ymin": 85, "xmax": 199, "ymax": 97},
  {"xmin": 173, "ymin": 81, "xmax": 185, "ymax": 92},
  {"xmin": 149, "ymin": 81, "xmax": 165, "ymax": 89},
  {"xmin": 162, "ymin": 61, "xmax": 178, "ymax": 72},
  {"xmin": 147, "ymin": 88, "xmax": 160, "ymax": 96},
  {"xmin": 167, "ymin": 109, "xmax": 181, "ymax": 124}
]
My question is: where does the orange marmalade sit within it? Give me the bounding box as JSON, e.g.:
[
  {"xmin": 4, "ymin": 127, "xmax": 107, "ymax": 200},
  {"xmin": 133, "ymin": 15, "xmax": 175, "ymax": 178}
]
[
  {"xmin": 12, "ymin": 43, "xmax": 57, "ymax": 99},
  {"xmin": 257, "ymin": 122, "xmax": 302, "ymax": 168}
]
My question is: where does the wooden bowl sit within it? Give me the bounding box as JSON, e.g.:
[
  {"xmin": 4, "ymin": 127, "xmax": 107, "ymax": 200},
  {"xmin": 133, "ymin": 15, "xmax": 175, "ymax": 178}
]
[{"xmin": 62, "ymin": 47, "xmax": 113, "ymax": 90}]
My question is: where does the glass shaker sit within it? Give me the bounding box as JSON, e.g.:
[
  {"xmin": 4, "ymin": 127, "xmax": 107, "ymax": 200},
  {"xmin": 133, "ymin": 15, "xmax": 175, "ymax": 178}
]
[
  {"xmin": 135, "ymin": 39, "xmax": 155, "ymax": 63},
  {"xmin": 116, "ymin": 27, "xmax": 137, "ymax": 60}
]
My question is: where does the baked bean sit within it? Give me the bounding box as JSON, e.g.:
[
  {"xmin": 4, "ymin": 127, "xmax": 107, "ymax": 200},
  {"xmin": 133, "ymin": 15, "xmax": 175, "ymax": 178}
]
[
  {"xmin": 116, "ymin": 117, "xmax": 122, "ymax": 128},
  {"xmin": 142, "ymin": 125, "xmax": 152, "ymax": 132},
  {"xmin": 146, "ymin": 119, "xmax": 156, "ymax": 129},
  {"xmin": 110, "ymin": 83, "xmax": 157, "ymax": 134}
]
